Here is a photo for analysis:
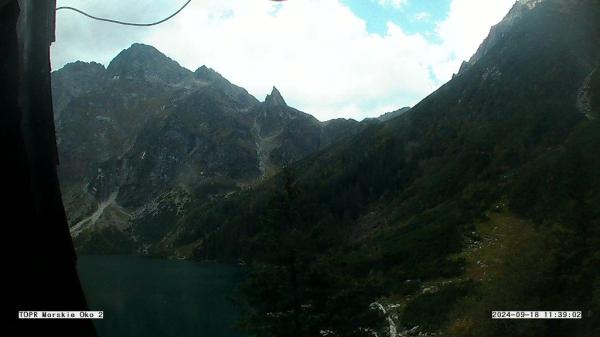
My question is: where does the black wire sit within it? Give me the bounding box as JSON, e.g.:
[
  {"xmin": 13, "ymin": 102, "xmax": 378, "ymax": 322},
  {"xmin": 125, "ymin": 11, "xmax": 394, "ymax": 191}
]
[{"xmin": 56, "ymin": 0, "xmax": 192, "ymax": 27}]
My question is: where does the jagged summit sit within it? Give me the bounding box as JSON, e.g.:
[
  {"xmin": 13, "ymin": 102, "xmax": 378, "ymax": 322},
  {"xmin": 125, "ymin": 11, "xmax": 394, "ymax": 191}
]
[
  {"xmin": 194, "ymin": 65, "xmax": 227, "ymax": 83},
  {"xmin": 108, "ymin": 43, "xmax": 168, "ymax": 68},
  {"xmin": 126, "ymin": 42, "xmax": 162, "ymax": 54},
  {"xmin": 195, "ymin": 64, "xmax": 216, "ymax": 76},
  {"xmin": 106, "ymin": 43, "xmax": 192, "ymax": 84},
  {"xmin": 264, "ymin": 86, "xmax": 287, "ymax": 107},
  {"xmin": 51, "ymin": 61, "xmax": 109, "ymax": 118}
]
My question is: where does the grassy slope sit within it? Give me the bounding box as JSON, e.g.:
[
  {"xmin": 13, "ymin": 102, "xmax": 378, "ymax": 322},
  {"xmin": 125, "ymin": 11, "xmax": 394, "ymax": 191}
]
[{"xmin": 156, "ymin": 1, "xmax": 600, "ymax": 336}]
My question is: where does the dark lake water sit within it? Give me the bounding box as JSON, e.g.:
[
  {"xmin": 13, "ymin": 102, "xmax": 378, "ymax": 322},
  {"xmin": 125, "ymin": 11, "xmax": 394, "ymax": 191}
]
[{"xmin": 78, "ymin": 255, "xmax": 246, "ymax": 337}]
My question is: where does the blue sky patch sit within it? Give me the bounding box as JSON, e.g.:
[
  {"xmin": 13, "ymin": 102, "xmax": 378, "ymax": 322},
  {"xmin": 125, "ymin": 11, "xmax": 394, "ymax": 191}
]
[{"xmin": 342, "ymin": 0, "xmax": 451, "ymax": 41}]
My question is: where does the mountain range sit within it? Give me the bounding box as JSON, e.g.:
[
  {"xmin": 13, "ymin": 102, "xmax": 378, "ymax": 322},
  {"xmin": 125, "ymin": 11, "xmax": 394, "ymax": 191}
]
[
  {"xmin": 53, "ymin": 0, "xmax": 600, "ymax": 336},
  {"xmin": 52, "ymin": 45, "xmax": 390, "ymax": 253}
]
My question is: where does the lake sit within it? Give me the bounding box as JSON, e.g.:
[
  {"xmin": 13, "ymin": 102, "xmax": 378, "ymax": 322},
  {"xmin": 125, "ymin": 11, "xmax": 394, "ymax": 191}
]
[{"xmin": 78, "ymin": 255, "xmax": 246, "ymax": 337}]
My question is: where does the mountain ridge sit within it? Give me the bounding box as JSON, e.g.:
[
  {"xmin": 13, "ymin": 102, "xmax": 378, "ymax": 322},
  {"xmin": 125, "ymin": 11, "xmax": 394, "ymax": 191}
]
[{"xmin": 52, "ymin": 43, "xmax": 371, "ymax": 254}]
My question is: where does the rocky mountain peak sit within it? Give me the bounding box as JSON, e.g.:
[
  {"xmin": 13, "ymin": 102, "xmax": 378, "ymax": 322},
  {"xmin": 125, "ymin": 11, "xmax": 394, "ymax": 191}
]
[
  {"xmin": 265, "ymin": 86, "xmax": 287, "ymax": 107},
  {"xmin": 51, "ymin": 61, "xmax": 108, "ymax": 118},
  {"xmin": 106, "ymin": 43, "xmax": 192, "ymax": 84},
  {"xmin": 108, "ymin": 43, "xmax": 166, "ymax": 69},
  {"xmin": 115, "ymin": 43, "xmax": 167, "ymax": 60},
  {"xmin": 194, "ymin": 65, "xmax": 231, "ymax": 86}
]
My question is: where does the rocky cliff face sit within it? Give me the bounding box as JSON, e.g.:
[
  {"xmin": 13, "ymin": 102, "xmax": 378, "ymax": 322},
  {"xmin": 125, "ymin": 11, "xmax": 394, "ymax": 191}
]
[
  {"xmin": 51, "ymin": 61, "xmax": 108, "ymax": 120},
  {"xmin": 52, "ymin": 43, "xmax": 364, "ymax": 253}
]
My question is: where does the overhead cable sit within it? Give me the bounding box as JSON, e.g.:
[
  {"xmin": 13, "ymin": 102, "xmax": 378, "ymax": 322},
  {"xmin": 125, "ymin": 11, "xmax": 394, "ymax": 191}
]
[{"xmin": 56, "ymin": 0, "xmax": 192, "ymax": 26}]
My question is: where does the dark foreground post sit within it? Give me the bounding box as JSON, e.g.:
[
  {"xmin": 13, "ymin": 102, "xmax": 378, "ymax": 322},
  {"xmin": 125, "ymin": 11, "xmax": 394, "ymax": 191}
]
[{"xmin": 1, "ymin": 1, "xmax": 97, "ymax": 336}]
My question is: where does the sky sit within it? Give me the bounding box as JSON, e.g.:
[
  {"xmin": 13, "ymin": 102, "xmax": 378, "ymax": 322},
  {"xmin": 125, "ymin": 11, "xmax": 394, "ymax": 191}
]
[{"xmin": 51, "ymin": 0, "xmax": 516, "ymax": 121}]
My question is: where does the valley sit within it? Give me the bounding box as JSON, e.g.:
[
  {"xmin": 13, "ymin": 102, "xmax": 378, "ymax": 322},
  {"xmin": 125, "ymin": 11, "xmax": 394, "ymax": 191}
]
[{"xmin": 53, "ymin": 0, "xmax": 600, "ymax": 336}]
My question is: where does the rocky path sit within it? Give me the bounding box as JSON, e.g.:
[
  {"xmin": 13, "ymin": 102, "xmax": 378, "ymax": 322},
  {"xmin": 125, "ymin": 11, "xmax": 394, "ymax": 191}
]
[{"xmin": 70, "ymin": 191, "xmax": 119, "ymax": 237}]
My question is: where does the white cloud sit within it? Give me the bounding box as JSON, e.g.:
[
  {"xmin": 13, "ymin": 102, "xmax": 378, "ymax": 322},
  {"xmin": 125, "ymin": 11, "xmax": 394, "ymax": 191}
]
[{"xmin": 51, "ymin": 0, "xmax": 517, "ymax": 121}]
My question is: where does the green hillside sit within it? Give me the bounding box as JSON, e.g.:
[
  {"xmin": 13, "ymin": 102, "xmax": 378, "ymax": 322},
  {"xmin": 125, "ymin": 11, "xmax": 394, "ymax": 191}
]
[{"xmin": 159, "ymin": 1, "xmax": 600, "ymax": 336}]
